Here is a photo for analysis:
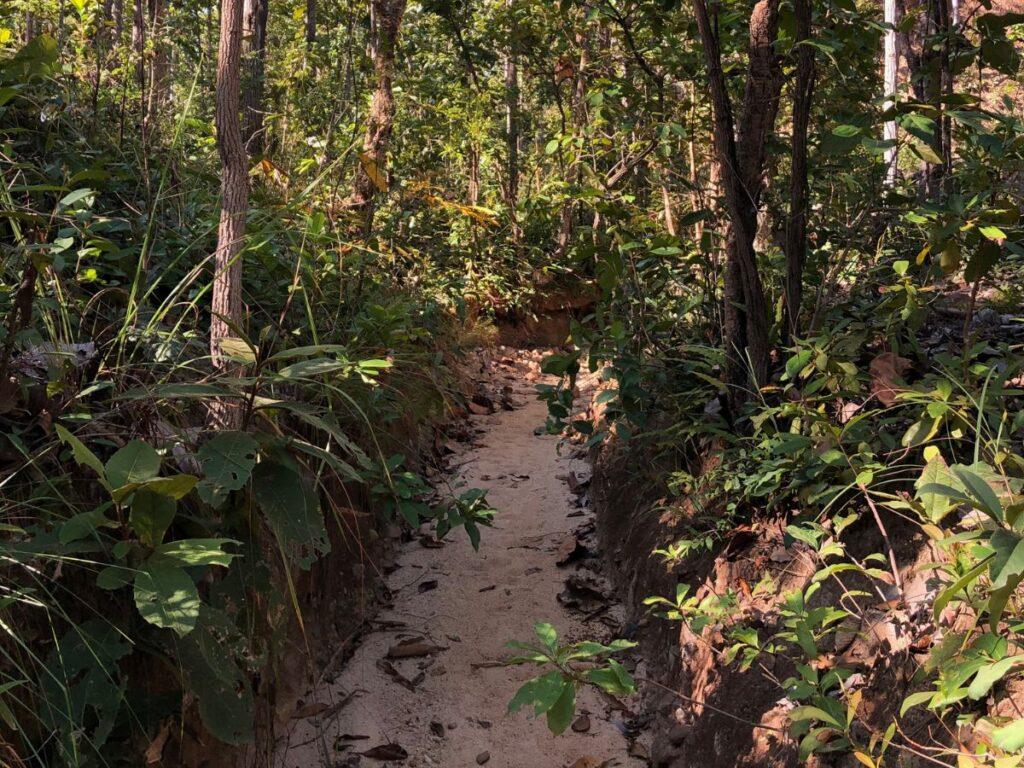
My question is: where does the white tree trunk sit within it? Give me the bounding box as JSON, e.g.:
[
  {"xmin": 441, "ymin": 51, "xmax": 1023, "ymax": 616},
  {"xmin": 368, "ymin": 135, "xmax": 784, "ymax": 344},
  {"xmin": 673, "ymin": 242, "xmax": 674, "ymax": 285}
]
[{"xmin": 883, "ymin": 0, "xmax": 898, "ymax": 184}]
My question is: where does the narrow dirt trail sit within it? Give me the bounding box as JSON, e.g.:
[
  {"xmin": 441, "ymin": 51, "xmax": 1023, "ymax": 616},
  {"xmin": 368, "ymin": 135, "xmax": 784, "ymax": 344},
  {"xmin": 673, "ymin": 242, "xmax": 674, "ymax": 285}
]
[{"xmin": 276, "ymin": 364, "xmax": 643, "ymax": 768}]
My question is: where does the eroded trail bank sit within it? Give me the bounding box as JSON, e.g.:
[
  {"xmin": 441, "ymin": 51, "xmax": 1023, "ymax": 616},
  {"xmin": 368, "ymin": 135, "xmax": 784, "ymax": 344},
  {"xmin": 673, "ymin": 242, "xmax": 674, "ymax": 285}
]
[{"xmin": 276, "ymin": 354, "xmax": 648, "ymax": 768}]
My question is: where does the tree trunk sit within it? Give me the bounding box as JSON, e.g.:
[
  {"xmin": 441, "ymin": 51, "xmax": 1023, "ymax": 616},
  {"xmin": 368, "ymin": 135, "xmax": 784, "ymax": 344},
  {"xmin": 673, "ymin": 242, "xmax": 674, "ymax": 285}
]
[
  {"xmin": 114, "ymin": 0, "xmax": 124, "ymax": 41},
  {"xmin": 306, "ymin": 0, "xmax": 317, "ymax": 49},
  {"xmin": 146, "ymin": 0, "xmax": 167, "ymax": 121},
  {"xmin": 467, "ymin": 144, "xmax": 480, "ymax": 205},
  {"xmin": 662, "ymin": 179, "xmax": 677, "ymax": 237},
  {"xmin": 555, "ymin": 27, "xmax": 589, "ymax": 258},
  {"xmin": 132, "ymin": 0, "xmax": 146, "ymax": 117},
  {"xmin": 784, "ymin": 0, "xmax": 815, "ymax": 342},
  {"xmin": 349, "ymin": 0, "xmax": 407, "ymax": 236},
  {"xmin": 503, "ymin": 0, "xmax": 520, "ymax": 238},
  {"xmin": 883, "ymin": 0, "xmax": 898, "ymax": 184},
  {"xmin": 900, "ymin": 0, "xmax": 951, "ymax": 199},
  {"xmin": 209, "ymin": 0, "xmax": 250, "ymax": 429},
  {"xmin": 241, "ymin": 0, "xmax": 269, "ymax": 153},
  {"xmin": 692, "ymin": 0, "xmax": 782, "ymax": 400}
]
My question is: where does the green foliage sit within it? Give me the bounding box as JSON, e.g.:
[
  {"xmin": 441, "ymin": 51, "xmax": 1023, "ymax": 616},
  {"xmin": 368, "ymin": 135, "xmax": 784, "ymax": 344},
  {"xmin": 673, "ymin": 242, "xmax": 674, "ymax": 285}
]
[{"xmin": 506, "ymin": 622, "xmax": 636, "ymax": 735}]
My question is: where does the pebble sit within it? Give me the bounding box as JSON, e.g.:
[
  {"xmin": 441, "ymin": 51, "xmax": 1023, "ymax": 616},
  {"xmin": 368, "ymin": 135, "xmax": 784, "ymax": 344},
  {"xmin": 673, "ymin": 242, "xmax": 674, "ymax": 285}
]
[{"xmin": 476, "ymin": 752, "xmax": 490, "ymax": 765}]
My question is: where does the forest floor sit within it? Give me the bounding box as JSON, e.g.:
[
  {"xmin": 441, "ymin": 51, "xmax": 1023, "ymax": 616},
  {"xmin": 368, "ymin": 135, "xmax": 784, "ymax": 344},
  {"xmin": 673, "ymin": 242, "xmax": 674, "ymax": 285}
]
[{"xmin": 275, "ymin": 354, "xmax": 648, "ymax": 768}]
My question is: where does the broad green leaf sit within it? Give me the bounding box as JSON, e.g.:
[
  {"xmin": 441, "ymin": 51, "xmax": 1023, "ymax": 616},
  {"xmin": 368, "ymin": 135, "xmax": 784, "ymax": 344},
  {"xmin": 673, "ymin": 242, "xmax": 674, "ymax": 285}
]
[
  {"xmin": 277, "ymin": 358, "xmax": 350, "ymax": 379},
  {"xmin": 133, "ymin": 561, "xmax": 200, "ymax": 636},
  {"xmin": 218, "ymin": 336, "xmax": 257, "ymax": 364},
  {"xmin": 535, "ymin": 622, "xmax": 558, "ymax": 652},
  {"xmin": 789, "ymin": 705, "xmax": 844, "ymax": 730},
  {"xmin": 106, "ymin": 441, "xmax": 161, "ymax": 491},
  {"xmin": 546, "ymin": 681, "xmax": 575, "ymax": 735},
  {"xmin": 155, "ymin": 538, "xmax": 238, "ymax": 567},
  {"xmin": 993, "ymin": 718, "xmax": 1024, "ymax": 752},
  {"xmin": 59, "ymin": 507, "xmax": 117, "ymax": 545},
  {"xmin": 267, "ymin": 344, "xmax": 349, "ymax": 362},
  {"xmin": 251, "ymin": 461, "xmax": 329, "ymax": 569},
  {"xmin": 952, "ymin": 466, "xmax": 1004, "ymax": 523},
  {"xmin": 967, "ymin": 656, "xmax": 1022, "ymax": 699},
  {"xmin": 508, "ymin": 677, "xmax": 541, "ymax": 714},
  {"xmin": 58, "ymin": 188, "xmax": 94, "ymax": 209},
  {"xmin": 527, "ymin": 671, "xmax": 568, "ymax": 716},
  {"xmin": 197, "ymin": 431, "xmax": 258, "ymax": 507},
  {"xmin": 96, "ymin": 566, "xmax": 134, "ymax": 591},
  {"xmin": 785, "ymin": 349, "xmax": 813, "ymax": 380},
  {"xmin": 899, "ymin": 690, "xmax": 935, "ymax": 716},
  {"xmin": 916, "ymin": 454, "xmax": 956, "ymax": 522},
  {"xmin": 902, "ymin": 417, "xmax": 940, "ymax": 449},
  {"xmin": 988, "ymin": 530, "xmax": 1024, "ymax": 590},
  {"xmin": 129, "ymin": 488, "xmax": 176, "ymax": 546},
  {"xmin": 964, "ymin": 240, "xmax": 1001, "ymax": 283},
  {"xmin": 177, "ymin": 608, "xmax": 253, "ymax": 745}
]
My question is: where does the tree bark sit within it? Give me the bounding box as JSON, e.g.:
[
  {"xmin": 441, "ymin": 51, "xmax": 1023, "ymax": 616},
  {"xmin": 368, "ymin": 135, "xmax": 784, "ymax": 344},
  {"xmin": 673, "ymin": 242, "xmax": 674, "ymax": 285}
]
[
  {"xmin": 692, "ymin": 0, "xmax": 782, "ymax": 399},
  {"xmin": 114, "ymin": 0, "xmax": 124, "ymax": 41},
  {"xmin": 146, "ymin": 0, "xmax": 168, "ymax": 121},
  {"xmin": 883, "ymin": 0, "xmax": 898, "ymax": 184},
  {"xmin": 899, "ymin": 0, "xmax": 951, "ymax": 199},
  {"xmin": 210, "ymin": 0, "xmax": 250, "ymax": 429},
  {"xmin": 503, "ymin": 0, "xmax": 520, "ymax": 238},
  {"xmin": 241, "ymin": 0, "xmax": 269, "ymax": 153},
  {"xmin": 555, "ymin": 26, "xmax": 590, "ymax": 258},
  {"xmin": 132, "ymin": 0, "xmax": 146, "ymax": 116},
  {"xmin": 784, "ymin": 0, "xmax": 815, "ymax": 342},
  {"xmin": 306, "ymin": 0, "xmax": 317, "ymax": 49},
  {"xmin": 349, "ymin": 0, "xmax": 407, "ymax": 236}
]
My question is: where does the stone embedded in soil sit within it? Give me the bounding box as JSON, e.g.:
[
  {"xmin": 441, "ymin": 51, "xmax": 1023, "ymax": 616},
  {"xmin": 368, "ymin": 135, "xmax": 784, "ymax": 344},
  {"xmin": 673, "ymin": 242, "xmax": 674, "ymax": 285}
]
[
  {"xmin": 571, "ymin": 713, "xmax": 591, "ymax": 733},
  {"xmin": 476, "ymin": 751, "xmax": 491, "ymax": 765}
]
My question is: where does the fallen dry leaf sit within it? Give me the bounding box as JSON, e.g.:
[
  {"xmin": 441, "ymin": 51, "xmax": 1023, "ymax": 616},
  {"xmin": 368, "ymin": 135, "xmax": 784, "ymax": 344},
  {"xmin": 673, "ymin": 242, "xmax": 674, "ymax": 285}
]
[
  {"xmin": 360, "ymin": 743, "xmax": 408, "ymax": 761},
  {"xmin": 293, "ymin": 701, "xmax": 330, "ymax": 719},
  {"xmin": 869, "ymin": 352, "xmax": 911, "ymax": 406},
  {"xmin": 556, "ymin": 536, "xmax": 589, "ymax": 567},
  {"xmin": 144, "ymin": 719, "xmax": 172, "ymax": 765}
]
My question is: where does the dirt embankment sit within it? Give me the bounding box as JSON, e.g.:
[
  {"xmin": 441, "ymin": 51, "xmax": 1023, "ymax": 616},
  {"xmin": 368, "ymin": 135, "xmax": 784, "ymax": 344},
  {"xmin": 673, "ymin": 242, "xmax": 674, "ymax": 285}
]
[
  {"xmin": 494, "ymin": 284, "xmax": 597, "ymax": 348},
  {"xmin": 588, "ymin": 438, "xmax": 950, "ymax": 768}
]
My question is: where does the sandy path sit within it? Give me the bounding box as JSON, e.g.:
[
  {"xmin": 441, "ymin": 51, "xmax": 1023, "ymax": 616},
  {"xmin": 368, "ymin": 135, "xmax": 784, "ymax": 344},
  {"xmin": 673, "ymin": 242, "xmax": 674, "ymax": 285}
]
[{"xmin": 276, "ymin": 371, "xmax": 642, "ymax": 768}]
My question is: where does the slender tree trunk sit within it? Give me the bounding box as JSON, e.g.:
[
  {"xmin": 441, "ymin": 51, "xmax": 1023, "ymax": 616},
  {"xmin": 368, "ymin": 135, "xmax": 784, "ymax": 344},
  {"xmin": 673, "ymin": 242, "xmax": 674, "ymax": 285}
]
[
  {"xmin": 305, "ymin": 0, "xmax": 317, "ymax": 50},
  {"xmin": 24, "ymin": 12, "xmax": 36, "ymax": 42},
  {"xmin": 784, "ymin": 0, "xmax": 815, "ymax": 342},
  {"xmin": 349, "ymin": 0, "xmax": 407, "ymax": 236},
  {"xmin": 241, "ymin": 0, "xmax": 269, "ymax": 153},
  {"xmin": 555, "ymin": 28, "xmax": 589, "ymax": 258},
  {"xmin": 114, "ymin": 0, "xmax": 124, "ymax": 41},
  {"xmin": 132, "ymin": 0, "xmax": 146, "ymax": 118},
  {"xmin": 209, "ymin": 0, "xmax": 250, "ymax": 429},
  {"xmin": 467, "ymin": 144, "xmax": 480, "ymax": 205},
  {"xmin": 503, "ymin": 0, "xmax": 520, "ymax": 239},
  {"xmin": 692, "ymin": 0, "xmax": 782, "ymax": 401},
  {"xmin": 662, "ymin": 178, "xmax": 677, "ymax": 237},
  {"xmin": 146, "ymin": 0, "xmax": 167, "ymax": 121},
  {"xmin": 883, "ymin": 0, "xmax": 899, "ymax": 184},
  {"xmin": 900, "ymin": 0, "xmax": 950, "ymax": 199}
]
